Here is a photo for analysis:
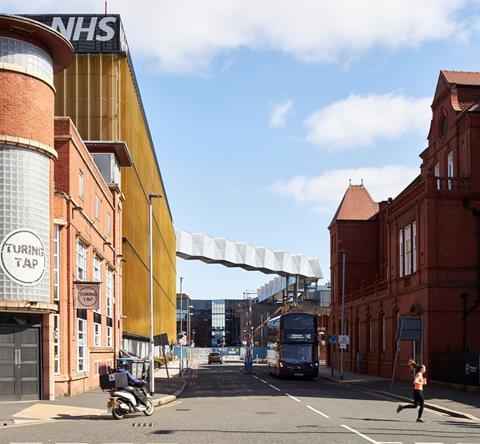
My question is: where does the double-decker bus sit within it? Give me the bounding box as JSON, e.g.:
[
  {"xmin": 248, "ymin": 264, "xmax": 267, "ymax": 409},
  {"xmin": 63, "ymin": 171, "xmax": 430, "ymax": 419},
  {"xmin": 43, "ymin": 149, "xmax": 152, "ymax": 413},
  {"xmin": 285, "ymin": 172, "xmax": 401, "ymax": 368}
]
[{"xmin": 266, "ymin": 312, "xmax": 318, "ymax": 378}]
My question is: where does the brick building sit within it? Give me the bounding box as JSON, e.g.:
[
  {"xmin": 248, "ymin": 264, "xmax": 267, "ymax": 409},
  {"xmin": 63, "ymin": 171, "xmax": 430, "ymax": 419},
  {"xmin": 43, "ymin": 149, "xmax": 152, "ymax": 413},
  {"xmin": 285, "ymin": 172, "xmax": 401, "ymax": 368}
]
[
  {"xmin": 329, "ymin": 70, "xmax": 480, "ymax": 383},
  {"xmin": 53, "ymin": 118, "xmax": 128, "ymax": 396}
]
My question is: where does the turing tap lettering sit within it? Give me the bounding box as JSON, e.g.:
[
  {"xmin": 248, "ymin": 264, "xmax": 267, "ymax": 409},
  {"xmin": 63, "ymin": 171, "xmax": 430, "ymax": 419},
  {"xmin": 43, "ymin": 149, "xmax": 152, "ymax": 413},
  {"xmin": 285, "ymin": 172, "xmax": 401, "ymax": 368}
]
[{"xmin": 0, "ymin": 229, "xmax": 46, "ymax": 285}]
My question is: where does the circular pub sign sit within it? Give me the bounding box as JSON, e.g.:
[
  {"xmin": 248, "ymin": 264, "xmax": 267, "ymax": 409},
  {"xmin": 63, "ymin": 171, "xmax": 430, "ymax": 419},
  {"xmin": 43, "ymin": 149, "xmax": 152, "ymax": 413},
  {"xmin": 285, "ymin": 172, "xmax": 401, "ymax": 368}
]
[
  {"xmin": 77, "ymin": 285, "xmax": 100, "ymax": 309},
  {"xmin": 0, "ymin": 229, "xmax": 46, "ymax": 286}
]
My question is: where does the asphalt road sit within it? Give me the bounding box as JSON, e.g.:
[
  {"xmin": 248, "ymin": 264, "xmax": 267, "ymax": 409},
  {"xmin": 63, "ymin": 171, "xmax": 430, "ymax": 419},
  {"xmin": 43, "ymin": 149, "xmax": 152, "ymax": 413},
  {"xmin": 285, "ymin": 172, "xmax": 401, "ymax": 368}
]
[{"xmin": 2, "ymin": 363, "xmax": 479, "ymax": 444}]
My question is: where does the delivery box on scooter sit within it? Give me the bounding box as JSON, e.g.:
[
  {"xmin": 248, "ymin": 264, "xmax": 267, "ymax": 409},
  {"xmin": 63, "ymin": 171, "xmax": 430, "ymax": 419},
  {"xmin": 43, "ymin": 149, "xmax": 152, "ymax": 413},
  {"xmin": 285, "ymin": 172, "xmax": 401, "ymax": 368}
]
[{"xmin": 99, "ymin": 372, "xmax": 128, "ymax": 390}]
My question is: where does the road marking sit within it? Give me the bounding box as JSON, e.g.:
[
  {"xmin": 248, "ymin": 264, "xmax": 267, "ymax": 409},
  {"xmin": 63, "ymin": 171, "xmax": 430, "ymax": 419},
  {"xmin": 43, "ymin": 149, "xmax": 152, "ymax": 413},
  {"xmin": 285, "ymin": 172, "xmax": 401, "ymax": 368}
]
[
  {"xmin": 259, "ymin": 378, "xmax": 268, "ymax": 383},
  {"xmin": 268, "ymin": 384, "xmax": 281, "ymax": 392},
  {"xmin": 252, "ymin": 375, "xmax": 259, "ymax": 380},
  {"xmin": 285, "ymin": 393, "xmax": 301, "ymax": 403},
  {"xmin": 306, "ymin": 404, "xmax": 330, "ymax": 418},
  {"xmin": 341, "ymin": 424, "xmax": 378, "ymax": 443}
]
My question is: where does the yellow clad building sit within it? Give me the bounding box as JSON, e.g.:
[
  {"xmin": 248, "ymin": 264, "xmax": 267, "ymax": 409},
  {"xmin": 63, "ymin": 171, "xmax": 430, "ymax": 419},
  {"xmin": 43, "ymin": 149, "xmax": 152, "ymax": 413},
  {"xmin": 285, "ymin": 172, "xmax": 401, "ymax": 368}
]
[{"xmin": 28, "ymin": 14, "xmax": 177, "ymax": 352}]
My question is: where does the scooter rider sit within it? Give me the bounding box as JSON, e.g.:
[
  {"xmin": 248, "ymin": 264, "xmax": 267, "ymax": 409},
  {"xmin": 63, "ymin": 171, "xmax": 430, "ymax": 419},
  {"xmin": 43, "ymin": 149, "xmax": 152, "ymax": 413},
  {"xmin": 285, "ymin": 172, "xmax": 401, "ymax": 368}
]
[{"xmin": 116, "ymin": 361, "xmax": 148, "ymax": 405}]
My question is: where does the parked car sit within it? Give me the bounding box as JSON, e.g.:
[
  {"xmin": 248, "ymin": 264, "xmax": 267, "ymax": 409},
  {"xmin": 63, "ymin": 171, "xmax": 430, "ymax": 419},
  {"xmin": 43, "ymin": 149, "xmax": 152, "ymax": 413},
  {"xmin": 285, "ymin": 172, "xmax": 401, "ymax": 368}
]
[{"xmin": 208, "ymin": 352, "xmax": 223, "ymax": 364}]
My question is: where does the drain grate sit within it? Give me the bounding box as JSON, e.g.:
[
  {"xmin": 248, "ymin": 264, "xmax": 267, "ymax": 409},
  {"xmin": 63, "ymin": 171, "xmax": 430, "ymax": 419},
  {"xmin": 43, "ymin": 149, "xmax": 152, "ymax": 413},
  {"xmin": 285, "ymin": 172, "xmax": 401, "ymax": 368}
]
[{"xmin": 131, "ymin": 422, "xmax": 153, "ymax": 427}]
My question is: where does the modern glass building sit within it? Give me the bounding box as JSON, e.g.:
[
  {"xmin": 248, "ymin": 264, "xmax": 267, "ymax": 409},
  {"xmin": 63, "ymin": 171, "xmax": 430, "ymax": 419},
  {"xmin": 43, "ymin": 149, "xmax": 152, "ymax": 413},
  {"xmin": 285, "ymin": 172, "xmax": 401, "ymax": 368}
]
[{"xmin": 176, "ymin": 296, "xmax": 243, "ymax": 347}]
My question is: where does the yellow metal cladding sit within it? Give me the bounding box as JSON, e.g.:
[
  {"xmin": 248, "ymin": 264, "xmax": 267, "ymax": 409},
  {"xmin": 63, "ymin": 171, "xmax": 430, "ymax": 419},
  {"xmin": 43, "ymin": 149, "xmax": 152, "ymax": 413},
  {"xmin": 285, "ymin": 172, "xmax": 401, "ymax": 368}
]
[{"xmin": 54, "ymin": 53, "xmax": 177, "ymax": 342}]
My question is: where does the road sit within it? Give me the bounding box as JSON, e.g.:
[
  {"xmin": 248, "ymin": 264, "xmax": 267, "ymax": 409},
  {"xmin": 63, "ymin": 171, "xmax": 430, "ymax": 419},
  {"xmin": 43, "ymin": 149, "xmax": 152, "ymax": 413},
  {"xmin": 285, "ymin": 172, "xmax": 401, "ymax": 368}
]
[{"xmin": 2, "ymin": 363, "xmax": 479, "ymax": 444}]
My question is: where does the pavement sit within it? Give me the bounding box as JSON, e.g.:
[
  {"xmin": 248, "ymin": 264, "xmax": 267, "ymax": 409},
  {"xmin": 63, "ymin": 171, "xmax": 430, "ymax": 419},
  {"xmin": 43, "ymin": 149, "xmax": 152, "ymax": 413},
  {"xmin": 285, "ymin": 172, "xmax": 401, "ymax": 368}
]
[
  {"xmin": 318, "ymin": 366, "xmax": 480, "ymax": 421},
  {"xmin": 0, "ymin": 359, "xmax": 188, "ymax": 427}
]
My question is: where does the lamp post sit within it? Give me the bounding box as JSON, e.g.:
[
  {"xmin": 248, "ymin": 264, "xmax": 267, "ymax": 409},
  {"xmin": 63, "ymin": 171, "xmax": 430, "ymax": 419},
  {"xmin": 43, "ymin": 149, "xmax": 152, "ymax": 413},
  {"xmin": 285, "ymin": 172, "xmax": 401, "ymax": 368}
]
[
  {"xmin": 187, "ymin": 305, "xmax": 194, "ymax": 368},
  {"xmin": 148, "ymin": 193, "xmax": 161, "ymax": 396},
  {"xmin": 338, "ymin": 249, "xmax": 346, "ymax": 380},
  {"xmin": 179, "ymin": 276, "xmax": 184, "ymax": 376}
]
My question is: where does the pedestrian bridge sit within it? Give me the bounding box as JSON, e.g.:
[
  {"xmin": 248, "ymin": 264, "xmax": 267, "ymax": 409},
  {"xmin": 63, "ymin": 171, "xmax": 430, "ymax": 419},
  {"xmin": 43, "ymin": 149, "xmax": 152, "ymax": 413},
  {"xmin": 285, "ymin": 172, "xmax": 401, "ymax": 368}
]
[{"xmin": 175, "ymin": 229, "xmax": 322, "ymax": 279}]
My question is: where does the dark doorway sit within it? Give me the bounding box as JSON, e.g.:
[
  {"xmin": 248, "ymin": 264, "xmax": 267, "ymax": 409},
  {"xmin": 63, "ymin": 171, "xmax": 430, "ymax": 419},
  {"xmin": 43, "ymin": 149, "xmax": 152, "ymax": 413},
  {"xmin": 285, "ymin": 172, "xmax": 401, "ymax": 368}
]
[{"xmin": 0, "ymin": 324, "xmax": 40, "ymax": 401}]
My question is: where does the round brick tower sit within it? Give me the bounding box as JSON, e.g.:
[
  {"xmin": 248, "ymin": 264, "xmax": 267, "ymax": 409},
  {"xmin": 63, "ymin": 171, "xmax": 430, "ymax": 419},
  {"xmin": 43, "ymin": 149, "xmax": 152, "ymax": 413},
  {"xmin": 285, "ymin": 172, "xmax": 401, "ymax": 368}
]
[{"xmin": 0, "ymin": 15, "xmax": 72, "ymax": 401}]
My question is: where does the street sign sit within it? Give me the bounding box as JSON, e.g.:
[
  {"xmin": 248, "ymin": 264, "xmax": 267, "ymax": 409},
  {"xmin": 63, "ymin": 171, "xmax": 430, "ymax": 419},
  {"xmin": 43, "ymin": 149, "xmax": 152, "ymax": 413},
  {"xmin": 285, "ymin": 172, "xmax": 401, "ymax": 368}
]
[
  {"xmin": 154, "ymin": 333, "xmax": 169, "ymax": 347},
  {"xmin": 328, "ymin": 334, "xmax": 337, "ymax": 345},
  {"xmin": 339, "ymin": 344, "xmax": 347, "ymax": 350},
  {"xmin": 396, "ymin": 317, "xmax": 422, "ymax": 341},
  {"xmin": 338, "ymin": 335, "xmax": 350, "ymax": 346}
]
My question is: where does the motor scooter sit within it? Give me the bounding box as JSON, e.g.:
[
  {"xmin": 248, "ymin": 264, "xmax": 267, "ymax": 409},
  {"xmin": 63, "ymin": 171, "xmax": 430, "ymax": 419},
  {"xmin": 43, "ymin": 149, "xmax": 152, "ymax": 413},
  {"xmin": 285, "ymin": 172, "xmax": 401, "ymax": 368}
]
[{"xmin": 108, "ymin": 381, "xmax": 154, "ymax": 419}]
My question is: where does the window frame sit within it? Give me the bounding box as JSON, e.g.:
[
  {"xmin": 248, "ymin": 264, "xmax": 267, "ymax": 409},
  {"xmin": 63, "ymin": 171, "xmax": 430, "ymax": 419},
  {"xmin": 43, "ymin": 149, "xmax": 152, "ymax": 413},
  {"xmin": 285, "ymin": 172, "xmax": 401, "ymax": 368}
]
[
  {"xmin": 106, "ymin": 325, "xmax": 113, "ymax": 348},
  {"xmin": 77, "ymin": 318, "xmax": 88, "ymax": 372},
  {"xmin": 79, "ymin": 170, "xmax": 84, "ymax": 200},
  {"xmin": 76, "ymin": 241, "xmax": 87, "ymax": 281},
  {"xmin": 93, "ymin": 255, "xmax": 102, "ymax": 314},
  {"xmin": 53, "ymin": 225, "xmax": 60, "ymax": 301},
  {"xmin": 399, "ymin": 222, "xmax": 417, "ymax": 278},
  {"xmin": 94, "ymin": 322, "xmax": 101, "ymax": 347},
  {"xmin": 53, "ymin": 314, "xmax": 60, "ymax": 374},
  {"xmin": 106, "ymin": 268, "xmax": 113, "ymax": 319},
  {"xmin": 95, "ymin": 195, "xmax": 100, "ymax": 220}
]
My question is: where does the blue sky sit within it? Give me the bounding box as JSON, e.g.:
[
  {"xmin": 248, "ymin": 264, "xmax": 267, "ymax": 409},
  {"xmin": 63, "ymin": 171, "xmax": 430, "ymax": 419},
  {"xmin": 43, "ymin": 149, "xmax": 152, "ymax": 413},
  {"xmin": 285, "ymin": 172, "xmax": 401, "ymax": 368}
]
[{"xmin": 5, "ymin": 1, "xmax": 480, "ymax": 299}]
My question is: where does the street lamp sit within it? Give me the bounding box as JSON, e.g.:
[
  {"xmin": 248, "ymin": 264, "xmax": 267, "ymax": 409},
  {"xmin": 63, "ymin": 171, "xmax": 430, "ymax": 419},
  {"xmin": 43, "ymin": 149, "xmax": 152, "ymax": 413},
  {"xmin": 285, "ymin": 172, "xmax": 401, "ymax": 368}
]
[
  {"xmin": 179, "ymin": 276, "xmax": 185, "ymax": 376},
  {"xmin": 188, "ymin": 305, "xmax": 194, "ymax": 345},
  {"xmin": 338, "ymin": 249, "xmax": 346, "ymax": 380},
  {"xmin": 148, "ymin": 193, "xmax": 162, "ymax": 396}
]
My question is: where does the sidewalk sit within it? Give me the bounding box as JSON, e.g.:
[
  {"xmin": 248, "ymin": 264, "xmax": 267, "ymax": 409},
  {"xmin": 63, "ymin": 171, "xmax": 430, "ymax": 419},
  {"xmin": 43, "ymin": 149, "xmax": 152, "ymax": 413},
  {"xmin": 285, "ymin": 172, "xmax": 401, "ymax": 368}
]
[
  {"xmin": 318, "ymin": 366, "xmax": 480, "ymax": 421},
  {"xmin": 0, "ymin": 360, "xmax": 187, "ymax": 427}
]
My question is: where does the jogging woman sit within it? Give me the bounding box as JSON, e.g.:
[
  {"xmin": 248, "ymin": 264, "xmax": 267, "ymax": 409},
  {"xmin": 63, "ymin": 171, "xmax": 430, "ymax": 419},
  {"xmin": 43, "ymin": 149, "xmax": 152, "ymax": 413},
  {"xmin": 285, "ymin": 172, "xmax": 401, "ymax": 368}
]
[{"xmin": 396, "ymin": 359, "xmax": 427, "ymax": 422}]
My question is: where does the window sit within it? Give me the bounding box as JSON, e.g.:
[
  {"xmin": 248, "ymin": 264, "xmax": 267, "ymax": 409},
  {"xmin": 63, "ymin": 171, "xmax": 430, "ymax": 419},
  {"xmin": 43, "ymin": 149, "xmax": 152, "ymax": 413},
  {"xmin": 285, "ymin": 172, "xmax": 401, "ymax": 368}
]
[
  {"xmin": 412, "ymin": 221, "xmax": 417, "ymax": 273},
  {"xmin": 93, "ymin": 255, "xmax": 102, "ymax": 313},
  {"xmin": 107, "ymin": 213, "xmax": 111, "ymax": 238},
  {"xmin": 77, "ymin": 318, "xmax": 87, "ymax": 372},
  {"xmin": 399, "ymin": 229, "xmax": 404, "ymax": 277},
  {"xmin": 79, "ymin": 171, "xmax": 84, "ymax": 200},
  {"xmin": 399, "ymin": 223, "xmax": 417, "ymax": 277},
  {"xmin": 404, "ymin": 225, "xmax": 412, "ymax": 276},
  {"xmin": 106, "ymin": 268, "xmax": 113, "ymax": 319},
  {"xmin": 439, "ymin": 114, "xmax": 448, "ymax": 139},
  {"xmin": 434, "ymin": 162, "xmax": 440, "ymax": 190},
  {"xmin": 106, "ymin": 326, "xmax": 113, "ymax": 348},
  {"xmin": 94, "ymin": 322, "xmax": 101, "ymax": 347},
  {"xmin": 76, "ymin": 241, "xmax": 87, "ymax": 281},
  {"xmin": 53, "ymin": 226, "xmax": 60, "ymax": 301},
  {"xmin": 95, "ymin": 195, "xmax": 100, "ymax": 220},
  {"xmin": 381, "ymin": 314, "xmax": 386, "ymax": 352},
  {"xmin": 447, "ymin": 151, "xmax": 454, "ymax": 190},
  {"xmin": 53, "ymin": 314, "xmax": 60, "ymax": 374}
]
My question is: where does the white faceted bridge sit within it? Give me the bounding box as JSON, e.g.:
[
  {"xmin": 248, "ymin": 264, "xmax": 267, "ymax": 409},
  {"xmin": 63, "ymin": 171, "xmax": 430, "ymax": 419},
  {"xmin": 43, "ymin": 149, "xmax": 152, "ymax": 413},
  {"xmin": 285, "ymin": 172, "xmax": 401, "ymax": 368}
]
[{"xmin": 175, "ymin": 229, "xmax": 323, "ymax": 279}]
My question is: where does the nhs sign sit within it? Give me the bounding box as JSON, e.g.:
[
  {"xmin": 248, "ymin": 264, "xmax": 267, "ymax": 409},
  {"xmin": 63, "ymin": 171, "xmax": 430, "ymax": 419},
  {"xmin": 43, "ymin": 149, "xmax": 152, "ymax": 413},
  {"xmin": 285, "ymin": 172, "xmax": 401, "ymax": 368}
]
[{"xmin": 24, "ymin": 14, "xmax": 128, "ymax": 54}]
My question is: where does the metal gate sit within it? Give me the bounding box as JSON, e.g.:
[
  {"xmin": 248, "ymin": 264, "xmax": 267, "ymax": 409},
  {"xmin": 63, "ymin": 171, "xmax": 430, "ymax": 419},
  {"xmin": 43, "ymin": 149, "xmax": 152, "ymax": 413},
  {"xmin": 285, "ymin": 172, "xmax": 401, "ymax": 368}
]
[{"xmin": 0, "ymin": 325, "xmax": 40, "ymax": 401}]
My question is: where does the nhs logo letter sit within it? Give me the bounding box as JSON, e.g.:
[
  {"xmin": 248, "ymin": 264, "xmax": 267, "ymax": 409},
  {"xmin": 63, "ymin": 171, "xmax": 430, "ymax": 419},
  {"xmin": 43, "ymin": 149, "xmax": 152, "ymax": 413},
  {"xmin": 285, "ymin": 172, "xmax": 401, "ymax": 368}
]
[{"xmin": 51, "ymin": 16, "xmax": 117, "ymax": 42}]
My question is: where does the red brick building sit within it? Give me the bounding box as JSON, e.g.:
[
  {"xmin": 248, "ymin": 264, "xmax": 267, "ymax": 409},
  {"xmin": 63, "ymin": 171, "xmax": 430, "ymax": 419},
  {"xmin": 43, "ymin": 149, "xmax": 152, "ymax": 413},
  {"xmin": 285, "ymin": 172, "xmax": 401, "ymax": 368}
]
[
  {"xmin": 329, "ymin": 71, "xmax": 480, "ymax": 383},
  {"xmin": 53, "ymin": 118, "xmax": 128, "ymax": 396}
]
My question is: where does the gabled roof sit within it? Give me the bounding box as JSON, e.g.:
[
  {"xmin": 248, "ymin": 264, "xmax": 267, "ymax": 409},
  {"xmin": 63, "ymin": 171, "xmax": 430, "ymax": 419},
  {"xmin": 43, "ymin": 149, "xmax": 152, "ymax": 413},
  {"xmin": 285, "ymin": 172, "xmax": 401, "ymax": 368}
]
[
  {"xmin": 434, "ymin": 70, "xmax": 480, "ymax": 111},
  {"xmin": 441, "ymin": 70, "xmax": 480, "ymax": 87},
  {"xmin": 330, "ymin": 184, "xmax": 378, "ymax": 226}
]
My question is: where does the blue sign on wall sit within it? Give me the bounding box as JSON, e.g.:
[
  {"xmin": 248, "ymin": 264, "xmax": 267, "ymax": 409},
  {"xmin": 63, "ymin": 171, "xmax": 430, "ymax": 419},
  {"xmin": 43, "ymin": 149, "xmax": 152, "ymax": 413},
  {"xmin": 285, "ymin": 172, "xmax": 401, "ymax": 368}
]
[{"xmin": 328, "ymin": 335, "xmax": 337, "ymax": 345}]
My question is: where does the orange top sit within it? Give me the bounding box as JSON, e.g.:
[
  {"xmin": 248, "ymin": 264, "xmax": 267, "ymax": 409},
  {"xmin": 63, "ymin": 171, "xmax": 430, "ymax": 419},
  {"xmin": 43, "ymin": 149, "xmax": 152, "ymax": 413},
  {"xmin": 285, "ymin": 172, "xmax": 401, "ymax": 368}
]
[{"xmin": 413, "ymin": 372, "xmax": 425, "ymax": 390}]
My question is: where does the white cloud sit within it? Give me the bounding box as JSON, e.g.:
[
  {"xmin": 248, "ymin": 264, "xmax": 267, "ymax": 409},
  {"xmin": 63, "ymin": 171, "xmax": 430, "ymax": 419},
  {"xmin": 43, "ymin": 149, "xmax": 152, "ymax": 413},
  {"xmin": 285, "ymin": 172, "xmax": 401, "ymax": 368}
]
[
  {"xmin": 270, "ymin": 165, "xmax": 419, "ymax": 214},
  {"xmin": 304, "ymin": 93, "xmax": 431, "ymax": 151},
  {"xmin": 6, "ymin": 0, "xmax": 470, "ymax": 74},
  {"xmin": 269, "ymin": 100, "xmax": 293, "ymax": 128}
]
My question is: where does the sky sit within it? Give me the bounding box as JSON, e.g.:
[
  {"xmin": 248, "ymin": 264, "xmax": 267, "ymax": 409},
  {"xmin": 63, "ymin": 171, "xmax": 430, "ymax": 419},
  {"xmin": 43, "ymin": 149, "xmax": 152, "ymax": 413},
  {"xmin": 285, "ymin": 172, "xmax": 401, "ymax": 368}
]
[{"xmin": 5, "ymin": 0, "xmax": 480, "ymax": 299}]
